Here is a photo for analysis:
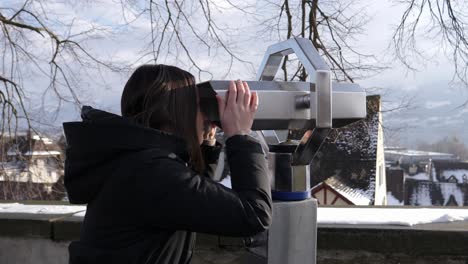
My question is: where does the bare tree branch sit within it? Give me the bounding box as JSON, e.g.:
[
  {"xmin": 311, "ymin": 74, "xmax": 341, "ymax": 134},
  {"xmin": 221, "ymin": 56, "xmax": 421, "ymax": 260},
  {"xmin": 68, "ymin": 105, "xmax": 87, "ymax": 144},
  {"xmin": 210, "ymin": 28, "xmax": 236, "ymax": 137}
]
[{"xmin": 392, "ymin": 0, "xmax": 468, "ymax": 96}]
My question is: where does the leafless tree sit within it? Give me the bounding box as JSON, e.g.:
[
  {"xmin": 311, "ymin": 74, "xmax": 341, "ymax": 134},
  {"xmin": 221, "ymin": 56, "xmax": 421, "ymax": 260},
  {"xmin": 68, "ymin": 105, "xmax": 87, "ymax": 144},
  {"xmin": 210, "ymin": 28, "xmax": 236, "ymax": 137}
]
[
  {"xmin": 0, "ymin": 0, "xmax": 126, "ymax": 144},
  {"xmin": 114, "ymin": 0, "xmax": 257, "ymax": 80},
  {"xmin": 0, "ymin": 0, "xmax": 256, "ymax": 135},
  {"xmin": 0, "ymin": 0, "xmax": 124, "ymax": 200},
  {"xmin": 257, "ymin": 0, "xmax": 386, "ymax": 82},
  {"xmin": 0, "ymin": 0, "xmax": 257, "ymax": 200},
  {"xmin": 1, "ymin": 0, "xmax": 468, "ymax": 201},
  {"xmin": 365, "ymin": 85, "xmax": 419, "ymax": 145},
  {"xmin": 392, "ymin": 0, "xmax": 468, "ymax": 104},
  {"xmin": 2, "ymin": 0, "xmax": 467, "ymax": 127}
]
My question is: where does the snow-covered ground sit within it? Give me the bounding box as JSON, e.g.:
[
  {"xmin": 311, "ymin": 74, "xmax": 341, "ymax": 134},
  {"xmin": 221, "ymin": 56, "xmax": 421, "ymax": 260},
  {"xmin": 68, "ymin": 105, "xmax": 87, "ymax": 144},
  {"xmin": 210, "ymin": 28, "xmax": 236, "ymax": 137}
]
[
  {"xmin": 318, "ymin": 207, "xmax": 468, "ymax": 226},
  {"xmin": 1, "ymin": 203, "xmax": 468, "ymax": 227}
]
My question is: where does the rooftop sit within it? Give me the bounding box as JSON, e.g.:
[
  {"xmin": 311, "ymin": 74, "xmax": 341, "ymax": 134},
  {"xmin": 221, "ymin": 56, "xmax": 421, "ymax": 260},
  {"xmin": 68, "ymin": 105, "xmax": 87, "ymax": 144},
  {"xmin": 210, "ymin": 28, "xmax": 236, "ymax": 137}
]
[{"xmin": 313, "ymin": 177, "xmax": 372, "ymax": 205}]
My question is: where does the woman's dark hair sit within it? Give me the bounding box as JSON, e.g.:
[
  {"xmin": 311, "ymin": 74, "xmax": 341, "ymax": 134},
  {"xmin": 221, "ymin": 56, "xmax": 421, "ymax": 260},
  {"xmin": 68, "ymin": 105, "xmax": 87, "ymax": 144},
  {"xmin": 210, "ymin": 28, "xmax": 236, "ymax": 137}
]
[{"xmin": 121, "ymin": 64, "xmax": 204, "ymax": 172}]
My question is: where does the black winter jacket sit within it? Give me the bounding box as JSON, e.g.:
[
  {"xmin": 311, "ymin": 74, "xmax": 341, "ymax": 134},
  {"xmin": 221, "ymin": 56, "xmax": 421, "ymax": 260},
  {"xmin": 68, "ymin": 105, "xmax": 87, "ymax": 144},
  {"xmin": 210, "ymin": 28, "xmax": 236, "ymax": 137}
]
[{"xmin": 63, "ymin": 106, "xmax": 272, "ymax": 264}]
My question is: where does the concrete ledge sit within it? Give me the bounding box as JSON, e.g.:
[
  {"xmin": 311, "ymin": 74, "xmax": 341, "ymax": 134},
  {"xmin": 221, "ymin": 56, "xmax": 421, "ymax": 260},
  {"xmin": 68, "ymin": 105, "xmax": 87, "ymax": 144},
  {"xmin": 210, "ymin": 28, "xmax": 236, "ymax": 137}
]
[
  {"xmin": 0, "ymin": 213, "xmax": 82, "ymax": 241},
  {"xmin": 318, "ymin": 225, "xmax": 468, "ymax": 256},
  {"xmin": 317, "ymin": 250, "xmax": 468, "ymax": 264},
  {"xmin": 2, "ymin": 206, "xmax": 468, "ymax": 263},
  {"xmin": 2, "ymin": 212, "xmax": 468, "ymax": 256},
  {"xmin": 52, "ymin": 215, "xmax": 82, "ymax": 241},
  {"xmin": 0, "ymin": 213, "xmax": 56, "ymax": 239}
]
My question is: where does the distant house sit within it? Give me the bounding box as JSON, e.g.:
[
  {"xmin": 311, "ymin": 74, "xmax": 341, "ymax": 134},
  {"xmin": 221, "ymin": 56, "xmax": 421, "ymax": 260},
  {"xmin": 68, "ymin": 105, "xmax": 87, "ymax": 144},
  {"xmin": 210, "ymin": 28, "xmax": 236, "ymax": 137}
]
[
  {"xmin": 312, "ymin": 176, "xmax": 372, "ymax": 205},
  {"xmin": 0, "ymin": 132, "xmax": 65, "ymax": 200},
  {"xmin": 309, "ymin": 95, "xmax": 387, "ymax": 206},
  {"xmin": 405, "ymin": 180, "xmax": 468, "ymax": 206},
  {"xmin": 412, "ymin": 160, "xmax": 468, "ymax": 206},
  {"xmin": 385, "ymin": 155, "xmax": 468, "ymax": 206},
  {"xmin": 434, "ymin": 160, "xmax": 468, "ymax": 183}
]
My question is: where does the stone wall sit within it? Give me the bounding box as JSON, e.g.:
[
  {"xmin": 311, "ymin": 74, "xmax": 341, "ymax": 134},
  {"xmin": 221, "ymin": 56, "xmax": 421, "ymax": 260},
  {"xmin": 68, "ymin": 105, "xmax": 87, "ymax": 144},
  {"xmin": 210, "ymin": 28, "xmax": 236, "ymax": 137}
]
[{"xmin": 1, "ymin": 208, "xmax": 468, "ymax": 264}]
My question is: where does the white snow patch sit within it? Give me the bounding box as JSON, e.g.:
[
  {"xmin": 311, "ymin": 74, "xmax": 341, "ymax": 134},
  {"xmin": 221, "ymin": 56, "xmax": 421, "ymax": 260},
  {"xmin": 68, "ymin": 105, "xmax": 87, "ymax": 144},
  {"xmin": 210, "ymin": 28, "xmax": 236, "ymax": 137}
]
[
  {"xmin": 0, "ymin": 203, "xmax": 85, "ymax": 215},
  {"xmin": 74, "ymin": 211, "xmax": 86, "ymax": 217},
  {"xmin": 387, "ymin": 192, "xmax": 404, "ymax": 205},
  {"xmin": 7, "ymin": 151, "xmax": 61, "ymax": 156},
  {"xmin": 318, "ymin": 208, "xmax": 468, "ymax": 226},
  {"xmin": 2, "ymin": 203, "xmax": 468, "ymax": 227}
]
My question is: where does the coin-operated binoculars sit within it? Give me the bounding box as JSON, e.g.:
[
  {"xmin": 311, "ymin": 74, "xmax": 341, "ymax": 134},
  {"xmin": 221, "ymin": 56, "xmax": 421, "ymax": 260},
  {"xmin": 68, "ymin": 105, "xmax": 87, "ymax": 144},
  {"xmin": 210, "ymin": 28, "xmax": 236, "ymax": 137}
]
[{"xmin": 198, "ymin": 37, "xmax": 366, "ymax": 264}]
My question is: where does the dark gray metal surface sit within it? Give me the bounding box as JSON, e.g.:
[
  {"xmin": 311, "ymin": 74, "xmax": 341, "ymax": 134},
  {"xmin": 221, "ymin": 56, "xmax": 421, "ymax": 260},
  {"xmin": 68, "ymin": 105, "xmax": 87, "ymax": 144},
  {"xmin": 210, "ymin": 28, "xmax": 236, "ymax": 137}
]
[
  {"xmin": 292, "ymin": 128, "xmax": 331, "ymax": 166},
  {"xmin": 268, "ymin": 152, "xmax": 310, "ymax": 192}
]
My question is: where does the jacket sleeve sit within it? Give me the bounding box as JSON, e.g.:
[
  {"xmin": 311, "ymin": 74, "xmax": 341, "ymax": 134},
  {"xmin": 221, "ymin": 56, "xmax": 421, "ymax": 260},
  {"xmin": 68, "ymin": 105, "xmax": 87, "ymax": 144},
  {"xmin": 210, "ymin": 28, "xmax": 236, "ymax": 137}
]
[
  {"xmin": 200, "ymin": 141, "xmax": 222, "ymax": 180},
  {"xmin": 138, "ymin": 135, "xmax": 272, "ymax": 237}
]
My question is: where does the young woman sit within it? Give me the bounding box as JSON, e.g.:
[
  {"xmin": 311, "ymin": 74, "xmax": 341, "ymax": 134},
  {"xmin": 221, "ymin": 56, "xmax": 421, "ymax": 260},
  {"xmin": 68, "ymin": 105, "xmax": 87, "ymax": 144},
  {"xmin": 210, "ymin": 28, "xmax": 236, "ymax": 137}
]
[{"xmin": 63, "ymin": 64, "xmax": 272, "ymax": 264}]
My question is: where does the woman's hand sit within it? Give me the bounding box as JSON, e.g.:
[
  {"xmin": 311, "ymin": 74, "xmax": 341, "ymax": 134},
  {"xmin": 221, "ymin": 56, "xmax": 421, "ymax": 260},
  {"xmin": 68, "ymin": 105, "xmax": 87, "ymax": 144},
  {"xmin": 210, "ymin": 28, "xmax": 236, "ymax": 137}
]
[
  {"xmin": 202, "ymin": 121, "xmax": 217, "ymax": 146},
  {"xmin": 216, "ymin": 80, "xmax": 258, "ymax": 138}
]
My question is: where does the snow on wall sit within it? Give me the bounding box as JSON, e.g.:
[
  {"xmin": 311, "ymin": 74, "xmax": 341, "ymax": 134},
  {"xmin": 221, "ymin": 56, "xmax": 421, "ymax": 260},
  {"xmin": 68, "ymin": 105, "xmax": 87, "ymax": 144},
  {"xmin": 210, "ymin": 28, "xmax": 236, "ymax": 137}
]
[
  {"xmin": 318, "ymin": 207, "xmax": 468, "ymax": 226},
  {"xmin": 0, "ymin": 203, "xmax": 85, "ymax": 215},
  {"xmin": 2, "ymin": 203, "xmax": 468, "ymax": 227}
]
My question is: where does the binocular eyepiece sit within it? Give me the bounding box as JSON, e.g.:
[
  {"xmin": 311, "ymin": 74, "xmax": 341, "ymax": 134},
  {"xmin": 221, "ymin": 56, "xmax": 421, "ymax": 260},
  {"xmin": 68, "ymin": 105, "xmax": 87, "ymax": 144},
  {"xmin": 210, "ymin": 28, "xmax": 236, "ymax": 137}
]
[{"xmin": 197, "ymin": 82, "xmax": 222, "ymax": 128}]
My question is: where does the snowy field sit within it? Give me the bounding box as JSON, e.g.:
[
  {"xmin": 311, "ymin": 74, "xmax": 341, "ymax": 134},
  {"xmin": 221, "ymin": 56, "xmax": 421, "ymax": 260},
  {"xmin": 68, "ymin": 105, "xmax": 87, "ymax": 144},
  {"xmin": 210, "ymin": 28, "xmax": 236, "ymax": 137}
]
[{"xmin": 1, "ymin": 203, "xmax": 468, "ymax": 227}]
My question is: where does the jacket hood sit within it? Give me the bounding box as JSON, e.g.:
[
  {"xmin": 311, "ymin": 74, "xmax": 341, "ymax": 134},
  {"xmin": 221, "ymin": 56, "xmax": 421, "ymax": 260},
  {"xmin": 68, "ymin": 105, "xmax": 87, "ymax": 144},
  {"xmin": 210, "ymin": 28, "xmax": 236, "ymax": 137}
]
[{"xmin": 63, "ymin": 106, "xmax": 189, "ymax": 204}]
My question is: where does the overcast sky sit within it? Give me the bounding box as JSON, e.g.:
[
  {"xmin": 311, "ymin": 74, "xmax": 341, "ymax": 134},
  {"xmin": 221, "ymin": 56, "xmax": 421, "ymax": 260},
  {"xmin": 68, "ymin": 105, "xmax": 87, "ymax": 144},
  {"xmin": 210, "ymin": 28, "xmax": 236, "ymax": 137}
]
[{"xmin": 2, "ymin": 0, "xmax": 467, "ymax": 146}]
